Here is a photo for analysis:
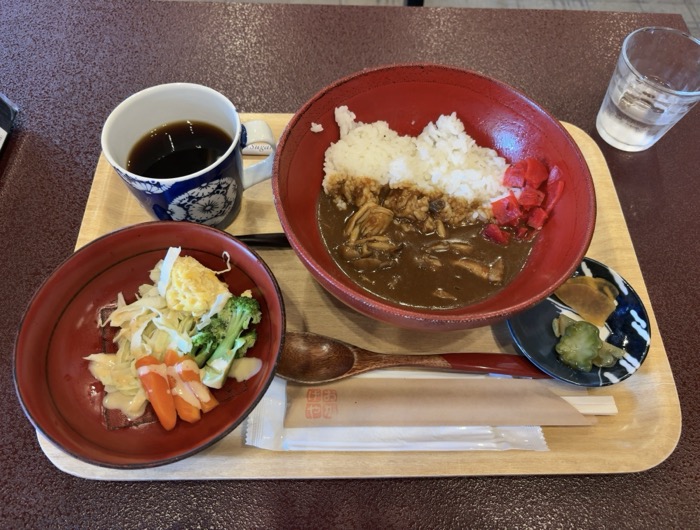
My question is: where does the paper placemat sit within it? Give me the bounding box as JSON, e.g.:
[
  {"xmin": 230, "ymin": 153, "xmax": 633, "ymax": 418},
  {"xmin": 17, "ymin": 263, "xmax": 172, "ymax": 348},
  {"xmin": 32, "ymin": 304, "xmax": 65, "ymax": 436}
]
[{"xmin": 37, "ymin": 115, "xmax": 681, "ymax": 479}]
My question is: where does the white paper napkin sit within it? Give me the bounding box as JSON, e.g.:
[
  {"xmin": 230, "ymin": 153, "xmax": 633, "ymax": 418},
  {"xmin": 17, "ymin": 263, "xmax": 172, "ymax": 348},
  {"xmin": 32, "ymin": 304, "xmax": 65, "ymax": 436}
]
[{"xmin": 245, "ymin": 377, "xmax": 550, "ymax": 452}]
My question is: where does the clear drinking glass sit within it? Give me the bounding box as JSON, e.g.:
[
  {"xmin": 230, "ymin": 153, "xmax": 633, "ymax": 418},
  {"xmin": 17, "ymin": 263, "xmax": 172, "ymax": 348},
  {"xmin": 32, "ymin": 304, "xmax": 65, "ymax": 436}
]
[{"xmin": 596, "ymin": 27, "xmax": 700, "ymax": 152}]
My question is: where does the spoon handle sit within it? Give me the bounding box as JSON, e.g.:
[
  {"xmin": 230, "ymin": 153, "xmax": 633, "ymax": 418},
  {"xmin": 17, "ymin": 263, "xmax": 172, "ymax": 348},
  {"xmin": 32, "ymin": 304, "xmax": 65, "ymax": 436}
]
[
  {"xmin": 355, "ymin": 351, "xmax": 548, "ymax": 379},
  {"xmin": 437, "ymin": 352, "xmax": 548, "ymax": 379}
]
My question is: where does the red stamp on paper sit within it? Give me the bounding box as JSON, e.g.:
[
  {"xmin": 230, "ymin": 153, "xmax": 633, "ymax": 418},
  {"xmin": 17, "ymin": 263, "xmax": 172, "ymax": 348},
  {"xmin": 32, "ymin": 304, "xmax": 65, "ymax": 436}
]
[{"xmin": 305, "ymin": 389, "xmax": 338, "ymax": 419}]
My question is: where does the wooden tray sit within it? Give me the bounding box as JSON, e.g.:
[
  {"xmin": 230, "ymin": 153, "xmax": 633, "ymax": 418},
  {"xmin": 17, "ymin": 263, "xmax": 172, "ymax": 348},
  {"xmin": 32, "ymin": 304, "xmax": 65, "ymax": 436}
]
[{"xmin": 37, "ymin": 114, "xmax": 681, "ymax": 479}]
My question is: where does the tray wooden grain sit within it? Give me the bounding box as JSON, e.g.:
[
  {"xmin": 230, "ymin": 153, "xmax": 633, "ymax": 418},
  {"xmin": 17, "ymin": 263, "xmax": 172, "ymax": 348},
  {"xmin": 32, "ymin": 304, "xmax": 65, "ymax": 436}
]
[{"xmin": 38, "ymin": 114, "xmax": 681, "ymax": 479}]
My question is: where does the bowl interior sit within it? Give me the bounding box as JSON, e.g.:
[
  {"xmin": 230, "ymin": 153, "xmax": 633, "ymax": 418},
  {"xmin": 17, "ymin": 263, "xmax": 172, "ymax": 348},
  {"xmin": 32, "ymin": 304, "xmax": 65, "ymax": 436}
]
[
  {"xmin": 273, "ymin": 64, "xmax": 595, "ymax": 328},
  {"xmin": 14, "ymin": 221, "xmax": 285, "ymax": 468}
]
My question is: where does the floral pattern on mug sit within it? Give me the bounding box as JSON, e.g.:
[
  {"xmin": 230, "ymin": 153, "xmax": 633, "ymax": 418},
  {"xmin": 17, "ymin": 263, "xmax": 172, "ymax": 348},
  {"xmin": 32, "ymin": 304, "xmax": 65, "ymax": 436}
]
[
  {"xmin": 167, "ymin": 177, "xmax": 238, "ymax": 225},
  {"xmin": 117, "ymin": 170, "xmax": 175, "ymax": 193}
]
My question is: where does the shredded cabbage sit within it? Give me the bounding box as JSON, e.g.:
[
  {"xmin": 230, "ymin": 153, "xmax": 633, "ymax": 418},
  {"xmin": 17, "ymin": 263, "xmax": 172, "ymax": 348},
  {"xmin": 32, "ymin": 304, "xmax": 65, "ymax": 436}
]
[{"xmin": 157, "ymin": 246, "xmax": 181, "ymax": 297}]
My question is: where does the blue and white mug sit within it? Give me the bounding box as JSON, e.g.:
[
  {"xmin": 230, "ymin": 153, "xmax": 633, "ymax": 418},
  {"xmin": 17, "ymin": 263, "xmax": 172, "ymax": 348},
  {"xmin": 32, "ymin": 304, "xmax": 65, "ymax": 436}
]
[{"xmin": 101, "ymin": 83, "xmax": 276, "ymax": 229}]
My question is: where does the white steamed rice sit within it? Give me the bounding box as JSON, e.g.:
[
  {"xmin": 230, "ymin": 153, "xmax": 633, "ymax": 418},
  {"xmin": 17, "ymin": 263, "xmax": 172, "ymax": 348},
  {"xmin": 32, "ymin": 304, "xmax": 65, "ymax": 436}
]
[{"xmin": 322, "ymin": 106, "xmax": 509, "ymax": 221}]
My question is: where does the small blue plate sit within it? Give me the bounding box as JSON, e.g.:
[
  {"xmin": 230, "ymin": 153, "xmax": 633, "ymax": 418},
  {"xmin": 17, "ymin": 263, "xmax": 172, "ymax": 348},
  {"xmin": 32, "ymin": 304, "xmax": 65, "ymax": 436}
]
[{"xmin": 507, "ymin": 257, "xmax": 651, "ymax": 387}]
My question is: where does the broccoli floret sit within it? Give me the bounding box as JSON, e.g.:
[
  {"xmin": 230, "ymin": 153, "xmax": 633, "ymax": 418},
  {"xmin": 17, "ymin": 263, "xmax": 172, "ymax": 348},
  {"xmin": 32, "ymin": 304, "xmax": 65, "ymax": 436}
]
[
  {"xmin": 199, "ymin": 294, "xmax": 262, "ymax": 389},
  {"xmin": 236, "ymin": 329, "xmax": 257, "ymax": 358},
  {"xmin": 191, "ymin": 311, "xmax": 228, "ymax": 358},
  {"xmin": 554, "ymin": 320, "xmax": 603, "ymax": 372},
  {"xmin": 191, "ymin": 329, "xmax": 219, "ymax": 366}
]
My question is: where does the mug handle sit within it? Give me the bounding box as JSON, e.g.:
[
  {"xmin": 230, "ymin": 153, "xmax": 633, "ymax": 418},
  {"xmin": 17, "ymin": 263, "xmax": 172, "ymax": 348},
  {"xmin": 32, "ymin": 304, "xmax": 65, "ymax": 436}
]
[{"xmin": 240, "ymin": 120, "xmax": 276, "ymax": 189}]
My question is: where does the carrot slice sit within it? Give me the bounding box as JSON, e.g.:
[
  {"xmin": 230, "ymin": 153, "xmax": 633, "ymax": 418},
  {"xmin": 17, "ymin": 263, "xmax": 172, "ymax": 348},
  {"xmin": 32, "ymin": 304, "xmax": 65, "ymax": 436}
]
[
  {"xmin": 164, "ymin": 350, "xmax": 201, "ymax": 424},
  {"xmin": 176, "ymin": 355, "xmax": 219, "ymax": 413},
  {"xmin": 135, "ymin": 355, "xmax": 177, "ymax": 431}
]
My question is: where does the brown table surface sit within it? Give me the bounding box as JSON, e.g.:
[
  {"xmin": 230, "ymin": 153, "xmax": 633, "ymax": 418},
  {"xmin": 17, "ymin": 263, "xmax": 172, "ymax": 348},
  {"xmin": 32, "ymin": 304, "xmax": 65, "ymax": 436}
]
[{"xmin": 1, "ymin": 1, "xmax": 698, "ymax": 527}]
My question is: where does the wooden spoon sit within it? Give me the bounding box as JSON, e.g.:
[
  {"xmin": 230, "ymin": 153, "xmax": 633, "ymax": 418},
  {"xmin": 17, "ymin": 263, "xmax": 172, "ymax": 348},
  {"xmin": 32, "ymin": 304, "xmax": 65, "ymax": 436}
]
[{"xmin": 277, "ymin": 331, "xmax": 548, "ymax": 385}]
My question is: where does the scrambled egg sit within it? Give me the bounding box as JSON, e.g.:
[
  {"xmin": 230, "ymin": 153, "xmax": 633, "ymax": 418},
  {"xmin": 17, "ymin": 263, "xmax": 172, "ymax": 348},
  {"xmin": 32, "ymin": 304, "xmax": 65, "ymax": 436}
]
[{"xmin": 165, "ymin": 255, "xmax": 230, "ymax": 317}]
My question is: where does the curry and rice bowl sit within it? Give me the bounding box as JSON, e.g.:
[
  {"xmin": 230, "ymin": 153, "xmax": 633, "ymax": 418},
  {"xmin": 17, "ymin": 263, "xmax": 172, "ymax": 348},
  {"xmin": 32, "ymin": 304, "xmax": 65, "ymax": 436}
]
[{"xmin": 318, "ymin": 106, "xmax": 563, "ymax": 309}]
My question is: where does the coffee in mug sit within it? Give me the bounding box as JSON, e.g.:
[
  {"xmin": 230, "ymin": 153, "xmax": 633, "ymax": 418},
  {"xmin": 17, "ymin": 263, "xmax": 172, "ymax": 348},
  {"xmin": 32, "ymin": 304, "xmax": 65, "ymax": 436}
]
[{"xmin": 128, "ymin": 120, "xmax": 233, "ymax": 180}]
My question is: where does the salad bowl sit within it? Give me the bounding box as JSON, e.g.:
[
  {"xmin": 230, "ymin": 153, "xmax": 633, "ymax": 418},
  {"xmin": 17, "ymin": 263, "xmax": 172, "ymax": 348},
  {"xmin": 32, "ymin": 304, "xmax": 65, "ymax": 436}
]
[{"xmin": 14, "ymin": 221, "xmax": 285, "ymax": 469}]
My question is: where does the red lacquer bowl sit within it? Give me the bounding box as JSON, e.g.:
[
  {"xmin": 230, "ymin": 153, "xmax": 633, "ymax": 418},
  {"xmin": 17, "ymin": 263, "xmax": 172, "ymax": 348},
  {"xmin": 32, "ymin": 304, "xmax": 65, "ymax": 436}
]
[
  {"xmin": 272, "ymin": 63, "xmax": 596, "ymax": 331},
  {"xmin": 13, "ymin": 221, "xmax": 285, "ymax": 468}
]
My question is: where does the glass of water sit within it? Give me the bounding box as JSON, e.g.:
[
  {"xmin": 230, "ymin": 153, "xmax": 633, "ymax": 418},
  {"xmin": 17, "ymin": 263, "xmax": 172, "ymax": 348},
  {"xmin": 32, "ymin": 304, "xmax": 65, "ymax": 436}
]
[{"xmin": 596, "ymin": 27, "xmax": 700, "ymax": 152}]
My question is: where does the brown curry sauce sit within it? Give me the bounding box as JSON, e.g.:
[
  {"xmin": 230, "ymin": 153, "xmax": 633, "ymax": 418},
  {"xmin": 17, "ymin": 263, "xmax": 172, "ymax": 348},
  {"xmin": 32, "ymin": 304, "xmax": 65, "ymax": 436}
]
[{"xmin": 318, "ymin": 193, "xmax": 534, "ymax": 309}]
